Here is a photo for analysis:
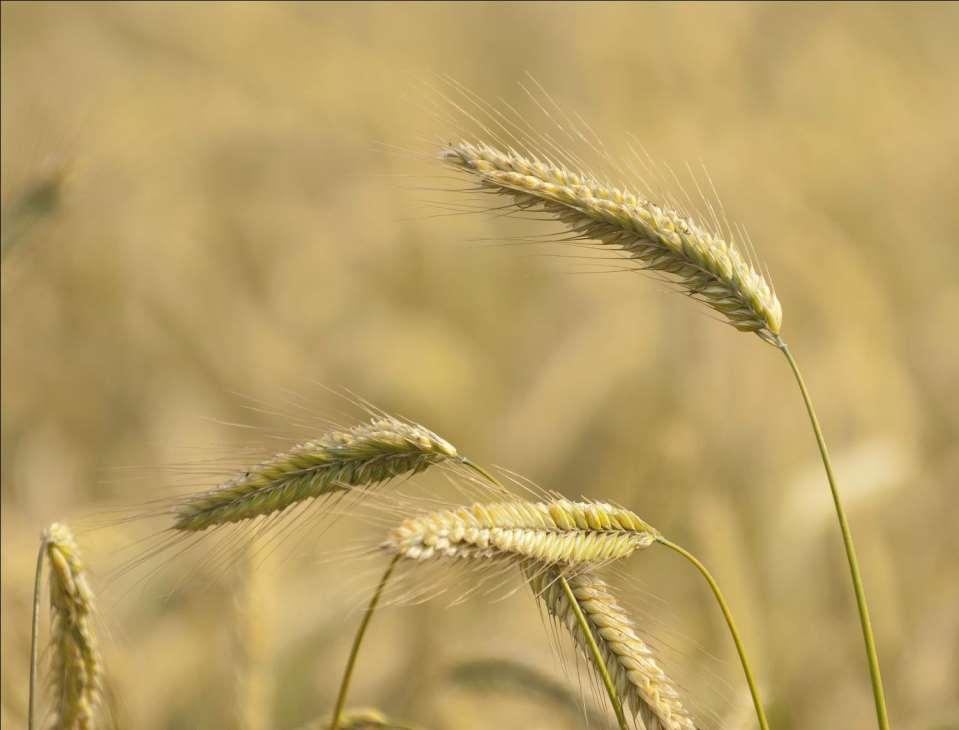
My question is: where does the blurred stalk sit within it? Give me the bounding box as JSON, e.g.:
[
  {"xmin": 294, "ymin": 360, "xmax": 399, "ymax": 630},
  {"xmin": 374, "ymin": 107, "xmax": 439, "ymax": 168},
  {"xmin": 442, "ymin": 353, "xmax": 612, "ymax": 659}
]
[{"xmin": 777, "ymin": 338, "xmax": 889, "ymax": 730}]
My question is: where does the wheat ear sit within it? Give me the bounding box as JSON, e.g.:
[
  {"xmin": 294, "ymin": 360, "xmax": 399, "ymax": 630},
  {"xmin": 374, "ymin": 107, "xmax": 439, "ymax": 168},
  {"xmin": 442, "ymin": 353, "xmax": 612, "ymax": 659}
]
[
  {"xmin": 383, "ymin": 499, "xmax": 658, "ymax": 564},
  {"xmin": 30, "ymin": 523, "xmax": 101, "ymax": 730},
  {"xmin": 442, "ymin": 142, "xmax": 782, "ymax": 344},
  {"xmin": 384, "ymin": 497, "xmax": 769, "ymax": 729},
  {"xmin": 528, "ymin": 564, "xmax": 696, "ymax": 730},
  {"xmin": 381, "ymin": 498, "xmax": 659, "ymax": 729},
  {"xmin": 173, "ymin": 415, "xmax": 467, "ymax": 531}
]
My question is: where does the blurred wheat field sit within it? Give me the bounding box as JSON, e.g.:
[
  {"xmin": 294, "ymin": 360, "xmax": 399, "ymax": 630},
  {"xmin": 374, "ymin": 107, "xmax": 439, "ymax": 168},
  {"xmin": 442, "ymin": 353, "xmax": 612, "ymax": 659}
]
[{"xmin": 3, "ymin": 2, "xmax": 959, "ymax": 729}]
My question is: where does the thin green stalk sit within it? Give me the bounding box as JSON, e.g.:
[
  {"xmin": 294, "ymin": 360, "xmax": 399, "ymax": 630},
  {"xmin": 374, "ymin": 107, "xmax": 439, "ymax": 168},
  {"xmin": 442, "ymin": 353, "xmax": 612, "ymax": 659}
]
[
  {"xmin": 556, "ymin": 573, "xmax": 629, "ymax": 730},
  {"xmin": 28, "ymin": 536, "xmax": 46, "ymax": 730},
  {"xmin": 657, "ymin": 538, "xmax": 769, "ymax": 730},
  {"xmin": 330, "ymin": 555, "xmax": 400, "ymax": 730},
  {"xmin": 777, "ymin": 339, "xmax": 889, "ymax": 730}
]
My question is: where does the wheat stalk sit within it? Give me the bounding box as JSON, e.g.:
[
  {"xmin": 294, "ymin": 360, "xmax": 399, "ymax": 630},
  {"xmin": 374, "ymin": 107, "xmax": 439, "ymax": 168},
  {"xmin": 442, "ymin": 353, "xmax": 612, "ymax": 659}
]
[
  {"xmin": 173, "ymin": 415, "xmax": 466, "ymax": 531},
  {"xmin": 383, "ymin": 499, "xmax": 658, "ymax": 565},
  {"xmin": 30, "ymin": 523, "xmax": 101, "ymax": 730},
  {"xmin": 527, "ymin": 564, "xmax": 696, "ymax": 730},
  {"xmin": 442, "ymin": 141, "xmax": 782, "ymax": 344}
]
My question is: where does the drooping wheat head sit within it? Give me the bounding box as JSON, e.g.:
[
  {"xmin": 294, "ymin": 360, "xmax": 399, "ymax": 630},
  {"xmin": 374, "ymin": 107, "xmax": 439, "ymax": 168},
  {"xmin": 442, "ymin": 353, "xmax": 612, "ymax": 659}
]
[
  {"xmin": 442, "ymin": 141, "xmax": 782, "ymax": 344},
  {"xmin": 44, "ymin": 523, "xmax": 101, "ymax": 730},
  {"xmin": 383, "ymin": 499, "xmax": 658, "ymax": 565},
  {"xmin": 173, "ymin": 415, "xmax": 463, "ymax": 531},
  {"xmin": 528, "ymin": 565, "xmax": 696, "ymax": 730}
]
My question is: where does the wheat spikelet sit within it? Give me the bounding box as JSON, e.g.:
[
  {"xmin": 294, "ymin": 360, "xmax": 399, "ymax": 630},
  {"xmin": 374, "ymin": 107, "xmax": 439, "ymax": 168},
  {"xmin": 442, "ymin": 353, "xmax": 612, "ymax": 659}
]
[
  {"xmin": 528, "ymin": 565, "xmax": 696, "ymax": 730},
  {"xmin": 43, "ymin": 523, "xmax": 101, "ymax": 730},
  {"xmin": 174, "ymin": 415, "xmax": 462, "ymax": 531},
  {"xmin": 442, "ymin": 141, "xmax": 782, "ymax": 343},
  {"xmin": 384, "ymin": 499, "xmax": 658, "ymax": 564}
]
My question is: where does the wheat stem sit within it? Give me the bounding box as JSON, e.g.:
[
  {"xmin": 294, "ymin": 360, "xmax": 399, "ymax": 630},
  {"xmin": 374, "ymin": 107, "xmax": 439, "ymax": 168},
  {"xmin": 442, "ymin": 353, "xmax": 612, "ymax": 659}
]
[
  {"xmin": 330, "ymin": 555, "xmax": 401, "ymax": 730},
  {"xmin": 657, "ymin": 538, "xmax": 769, "ymax": 730},
  {"xmin": 556, "ymin": 573, "xmax": 629, "ymax": 730},
  {"xmin": 28, "ymin": 535, "xmax": 47, "ymax": 730},
  {"xmin": 777, "ymin": 339, "xmax": 889, "ymax": 730}
]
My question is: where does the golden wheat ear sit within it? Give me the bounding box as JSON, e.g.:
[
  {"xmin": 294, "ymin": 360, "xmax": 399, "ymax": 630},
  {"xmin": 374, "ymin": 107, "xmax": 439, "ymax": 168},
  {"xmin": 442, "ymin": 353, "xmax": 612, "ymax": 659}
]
[
  {"xmin": 441, "ymin": 142, "xmax": 782, "ymax": 344},
  {"xmin": 527, "ymin": 564, "xmax": 697, "ymax": 730},
  {"xmin": 383, "ymin": 499, "xmax": 659, "ymax": 565},
  {"xmin": 172, "ymin": 413, "xmax": 472, "ymax": 532},
  {"xmin": 30, "ymin": 523, "xmax": 102, "ymax": 730}
]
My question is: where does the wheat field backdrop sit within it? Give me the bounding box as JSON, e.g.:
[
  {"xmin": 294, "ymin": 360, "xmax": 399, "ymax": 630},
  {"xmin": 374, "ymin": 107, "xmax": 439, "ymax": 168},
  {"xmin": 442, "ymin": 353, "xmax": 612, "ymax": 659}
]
[{"xmin": 2, "ymin": 3, "xmax": 958, "ymax": 729}]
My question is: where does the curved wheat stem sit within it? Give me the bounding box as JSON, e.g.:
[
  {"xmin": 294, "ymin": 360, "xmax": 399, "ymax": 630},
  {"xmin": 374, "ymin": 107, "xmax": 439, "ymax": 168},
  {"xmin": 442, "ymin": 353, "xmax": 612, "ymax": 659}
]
[
  {"xmin": 528, "ymin": 564, "xmax": 696, "ymax": 730},
  {"xmin": 173, "ymin": 415, "xmax": 463, "ymax": 531},
  {"xmin": 442, "ymin": 141, "xmax": 782, "ymax": 344},
  {"xmin": 555, "ymin": 573, "xmax": 630, "ymax": 730},
  {"xmin": 777, "ymin": 340, "xmax": 889, "ymax": 729},
  {"xmin": 657, "ymin": 538, "xmax": 769, "ymax": 730},
  {"xmin": 330, "ymin": 555, "xmax": 400, "ymax": 730},
  {"xmin": 383, "ymin": 499, "xmax": 658, "ymax": 565},
  {"xmin": 31, "ymin": 523, "xmax": 101, "ymax": 730}
]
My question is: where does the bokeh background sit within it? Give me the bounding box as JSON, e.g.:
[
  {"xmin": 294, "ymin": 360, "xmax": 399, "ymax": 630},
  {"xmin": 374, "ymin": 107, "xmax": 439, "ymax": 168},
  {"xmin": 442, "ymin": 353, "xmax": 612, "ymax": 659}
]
[{"xmin": 3, "ymin": 3, "xmax": 958, "ymax": 729}]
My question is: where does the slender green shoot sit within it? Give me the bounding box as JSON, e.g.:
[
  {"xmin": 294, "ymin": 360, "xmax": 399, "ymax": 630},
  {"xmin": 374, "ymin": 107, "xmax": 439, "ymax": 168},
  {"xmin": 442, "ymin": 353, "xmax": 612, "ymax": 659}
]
[
  {"xmin": 657, "ymin": 538, "xmax": 770, "ymax": 730},
  {"xmin": 777, "ymin": 339, "xmax": 889, "ymax": 730},
  {"xmin": 330, "ymin": 555, "xmax": 401, "ymax": 730},
  {"xmin": 556, "ymin": 573, "xmax": 629, "ymax": 730}
]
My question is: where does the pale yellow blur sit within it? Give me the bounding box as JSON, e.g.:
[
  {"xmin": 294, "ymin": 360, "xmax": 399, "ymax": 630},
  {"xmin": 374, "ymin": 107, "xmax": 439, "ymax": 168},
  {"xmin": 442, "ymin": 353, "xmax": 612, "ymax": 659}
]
[{"xmin": 2, "ymin": 3, "xmax": 958, "ymax": 729}]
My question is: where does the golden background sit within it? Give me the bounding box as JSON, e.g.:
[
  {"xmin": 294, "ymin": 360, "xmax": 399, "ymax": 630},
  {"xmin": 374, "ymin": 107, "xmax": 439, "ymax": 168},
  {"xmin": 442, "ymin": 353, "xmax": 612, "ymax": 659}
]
[{"xmin": 2, "ymin": 3, "xmax": 958, "ymax": 729}]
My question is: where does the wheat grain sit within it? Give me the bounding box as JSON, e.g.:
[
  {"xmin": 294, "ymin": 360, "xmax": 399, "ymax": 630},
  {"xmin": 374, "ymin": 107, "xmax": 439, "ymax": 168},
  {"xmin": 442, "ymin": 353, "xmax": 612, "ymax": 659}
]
[
  {"xmin": 173, "ymin": 415, "xmax": 462, "ymax": 531},
  {"xmin": 383, "ymin": 499, "xmax": 658, "ymax": 564},
  {"xmin": 43, "ymin": 523, "xmax": 101, "ymax": 730},
  {"xmin": 442, "ymin": 141, "xmax": 782, "ymax": 343},
  {"xmin": 528, "ymin": 565, "xmax": 696, "ymax": 730}
]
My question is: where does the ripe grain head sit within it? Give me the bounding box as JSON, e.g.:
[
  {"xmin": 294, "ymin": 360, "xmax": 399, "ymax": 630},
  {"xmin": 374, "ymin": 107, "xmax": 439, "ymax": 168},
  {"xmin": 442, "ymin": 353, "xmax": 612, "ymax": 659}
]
[
  {"xmin": 43, "ymin": 522, "xmax": 101, "ymax": 730},
  {"xmin": 383, "ymin": 499, "xmax": 658, "ymax": 565},
  {"xmin": 442, "ymin": 141, "xmax": 782, "ymax": 344},
  {"xmin": 173, "ymin": 415, "xmax": 462, "ymax": 532},
  {"xmin": 528, "ymin": 565, "xmax": 696, "ymax": 730}
]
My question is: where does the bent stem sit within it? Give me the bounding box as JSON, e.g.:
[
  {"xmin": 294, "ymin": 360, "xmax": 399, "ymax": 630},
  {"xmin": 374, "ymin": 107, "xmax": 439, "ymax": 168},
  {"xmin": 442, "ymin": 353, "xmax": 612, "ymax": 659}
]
[
  {"xmin": 777, "ymin": 339, "xmax": 889, "ymax": 730},
  {"xmin": 28, "ymin": 536, "xmax": 47, "ymax": 730},
  {"xmin": 657, "ymin": 538, "xmax": 769, "ymax": 730},
  {"xmin": 330, "ymin": 555, "xmax": 400, "ymax": 730},
  {"xmin": 556, "ymin": 573, "xmax": 629, "ymax": 730}
]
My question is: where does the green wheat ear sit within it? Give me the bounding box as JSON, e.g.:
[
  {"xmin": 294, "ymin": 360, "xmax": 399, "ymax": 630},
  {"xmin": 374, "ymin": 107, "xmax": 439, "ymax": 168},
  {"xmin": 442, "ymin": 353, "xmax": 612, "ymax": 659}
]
[{"xmin": 172, "ymin": 414, "xmax": 467, "ymax": 531}]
